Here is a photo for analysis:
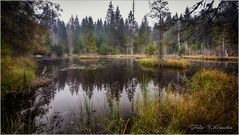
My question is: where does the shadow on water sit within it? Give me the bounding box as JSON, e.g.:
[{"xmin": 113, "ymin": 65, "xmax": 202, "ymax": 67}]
[{"xmin": 1, "ymin": 58, "xmax": 238, "ymax": 133}]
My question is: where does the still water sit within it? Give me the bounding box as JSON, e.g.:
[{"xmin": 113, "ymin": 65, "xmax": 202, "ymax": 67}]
[{"xmin": 2, "ymin": 58, "xmax": 238, "ymax": 133}]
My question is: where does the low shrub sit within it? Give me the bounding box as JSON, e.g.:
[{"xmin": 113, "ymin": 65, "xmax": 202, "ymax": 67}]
[{"xmin": 144, "ymin": 44, "xmax": 157, "ymax": 56}]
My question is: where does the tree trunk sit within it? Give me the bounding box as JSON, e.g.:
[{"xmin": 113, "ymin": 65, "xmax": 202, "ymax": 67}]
[
  {"xmin": 158, "ymin": 14, "xmax": 163, "ymax": 62},
  {"xmin": 177, "ymin": 20, "xmax": 181, "ymax": 54}
]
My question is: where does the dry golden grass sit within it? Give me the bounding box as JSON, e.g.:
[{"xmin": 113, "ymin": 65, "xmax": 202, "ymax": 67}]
[
  {"xmin": 131, "ymin": 69, "xmax": 238, "ymax": 134},
  {"xmin": 137, "ymin": 58, "xmax": 190, "ymax": 68},
  {"xmin": 182, "ymin": 55, "xmax": 238, "ymax": 61}
]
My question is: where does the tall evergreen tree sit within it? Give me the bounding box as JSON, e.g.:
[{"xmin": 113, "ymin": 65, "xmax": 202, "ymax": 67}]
[
  {"xmin": 80, "ymin": 16, "xmax": 97, "ymax": 53},
  {"xmin": 114, "ymin": 6, "xmax": 122, "ymax": 50},
  {"xmin": 136, "ymin": 16, "xmax": 151, "ymax": 53},
  {"xmin": 149, "ymin": 0, "xmax": 170, "ymax": 60},
  {"xmin": 105, "ymin": 1, "xmax": 115, "ymax": 49}
]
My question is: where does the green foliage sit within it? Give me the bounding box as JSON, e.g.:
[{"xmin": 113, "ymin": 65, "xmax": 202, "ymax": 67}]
[
  {"xmin": 1, "ymin": 40, "xmax": 12, "ymax": 57},
  {"xmin": 81, "ymin": 32, "xmax": 97, "ymax": 53},
  {"xmin": 97, "ymin": 44, "xmax": 111, "ymax": 55},
  {"xmin": 191, "ymin": 43, "xmax": 201, "ymax": 51},
  {"xmin": 64, "ymin": 47, "xmax": 70, "ymax": 54},
  {"xmin": 103, "ymin": 109, "xmax": 125, "ymax": 134},
  {"xmin": 49, "ymin": 45, "xmax": 64, "ymax": 56},
  {"xmin": 135, "ymin": 15, "xmax": 151, "ymax": 53},
  {"xmin": 73, "ymin": 39, "xmax": 83, "ymax": 54},
  {"xmin": 144, "ymin": 44, "xmax": 157, "ymax": 55},
  {"xmin": 178, "ymin": 45, "xmax": 186, "ymax": 56},
  {"xmin": 167, "ymin": 44, "xmax": 179, "ymax": 54},
  {"xmin": 1, "ymin": 1, "xmax": 61, "ymax": 55}
]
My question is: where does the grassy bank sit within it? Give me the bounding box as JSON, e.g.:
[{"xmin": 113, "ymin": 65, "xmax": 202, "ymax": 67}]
[
  {"xmin": 131, "ymin": 69, "xmax": 238, "ymax": 134},
  {"xmin": 182, "ymin": 55, "xmax": 238, "ymax": 61},
  {"xmin": 1, "ymin": 56, "xmax": 36, "ymax": 95},
  {"xmin": 137, "ymin": 58, "xmax": 190, "ymax": 68}
]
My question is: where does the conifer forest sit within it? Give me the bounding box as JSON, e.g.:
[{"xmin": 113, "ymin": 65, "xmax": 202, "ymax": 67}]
[{"xmin": 1, "ymin": 0, "xmax": 238, "ymax": 134}]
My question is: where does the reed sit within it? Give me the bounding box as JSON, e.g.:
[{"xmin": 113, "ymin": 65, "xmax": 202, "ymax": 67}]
[{"xmin": 131, "ymin": 69, "xmax": 238, "ymax": 134}]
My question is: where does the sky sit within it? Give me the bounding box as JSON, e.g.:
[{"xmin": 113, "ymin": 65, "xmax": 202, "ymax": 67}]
[{"xmin": 51, "ymin": 0, "xmax": 218, "ymax": 27}]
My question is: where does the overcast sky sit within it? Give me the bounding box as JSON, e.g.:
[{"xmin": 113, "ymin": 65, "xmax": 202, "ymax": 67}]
[{"xmin": 51, "ymin": 0, "xmax": 218, "ymax": 26}]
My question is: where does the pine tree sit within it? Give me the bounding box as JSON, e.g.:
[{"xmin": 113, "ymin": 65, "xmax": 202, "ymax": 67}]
[
  {"xmin": 114, "ymin": 6, "xmax": 122, "ymax": 51},
  {"xmin": 127, "ymin": 10, "xmax": 135, "ymax": 55},
  {"xmin": 149, "ymin": 0, "xmax": 170, "ymax": 60},
  {"xmin": 136, "ymin": 15, "xmax": 151, "ymax": 53},
  {"xmin": 105, "ymin": 1, "xmax": 115, "ymax": 50},
  {"xmin": 80, "ymin": 16, "xmax": 96, "ymax": 53}
]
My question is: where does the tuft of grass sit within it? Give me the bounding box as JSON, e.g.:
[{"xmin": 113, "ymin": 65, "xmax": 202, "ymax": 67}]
[
  {"xmin": 187, "ymin": 69, "xmax": 238, "ymax": 132},
  {"xmin": 131, "ymin": 69, "xmax": 238, "ymax": 134},
  {"xmin": 137, "ymin": 58, "xmax": 190, "ymax": 68},
  {"xmin": 74, "ymin": 94, "xmax": 96, "ymax": 134},
  {"xmin": 137, "ymin": 58, "xmax": 159, "ymax": 68},
  {"xmin": 103, "ymin": 108, "xmax": 125, "ymax": 134},
  {"xmin": 160, "ymin": 59, "xmax": 190, "ymax": 68}
]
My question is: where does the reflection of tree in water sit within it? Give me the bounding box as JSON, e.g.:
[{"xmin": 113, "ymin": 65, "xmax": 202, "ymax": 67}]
[
  {"xmin": 153, "ymin": 68, "xmax": 190, "ymax": 92},
  {"xmin": 54, "ymin": 60, "xmax": 138, "ymax": 101},
  {"xmin": 44, "ymin": 59, "xmax": 194, "ymax": 112},
  {"xmin": 68, "ymin": 70, "xmax": 81, "ymax": 96},
  {"xmin": 51, "ymin": 59, "xmax": 157, "ymax": 112},
  {"xmin": 1, "ymin": 81, "xmax": 57, "ymax": 133},
  {"xmin": 35, "ymin": 83, "xmax": 57, "ymax": 106},
  {"xmin": 33, "ymin": 82, "xmax": 60, "ymax": 133},
  {"xmin": 57, "ymin": 70, "xmax": 68, "ymax": 90},
  {"xmin": 36, "ymin": 111, "xmax": 64, "ymax": 134}
]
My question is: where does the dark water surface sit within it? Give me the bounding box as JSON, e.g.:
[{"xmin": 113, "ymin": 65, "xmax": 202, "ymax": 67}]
[{"xmin": 2, "ymin": 58, "xmax": 238, "ymax": 133}]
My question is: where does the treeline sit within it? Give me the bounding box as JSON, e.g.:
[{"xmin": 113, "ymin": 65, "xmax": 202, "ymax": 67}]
[
  {"xmin": 2, "ymin": 0, "xmax": 237, "ymax": 57},
  {"xmin": 48, "ymin": 0, "xmax": 238, "ymax": 56},
  {"xmin": 49, "ymin": 1, "xmax": 153, "ymax": 55},
  {"xmin": 149, "ymin": 0, "xmax": 238, "ymax": 57}
]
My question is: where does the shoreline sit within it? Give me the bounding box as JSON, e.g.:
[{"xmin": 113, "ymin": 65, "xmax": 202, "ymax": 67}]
[{"xmin": 36, "ymin": 54, "xmax": 238, "ymax": 62}]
